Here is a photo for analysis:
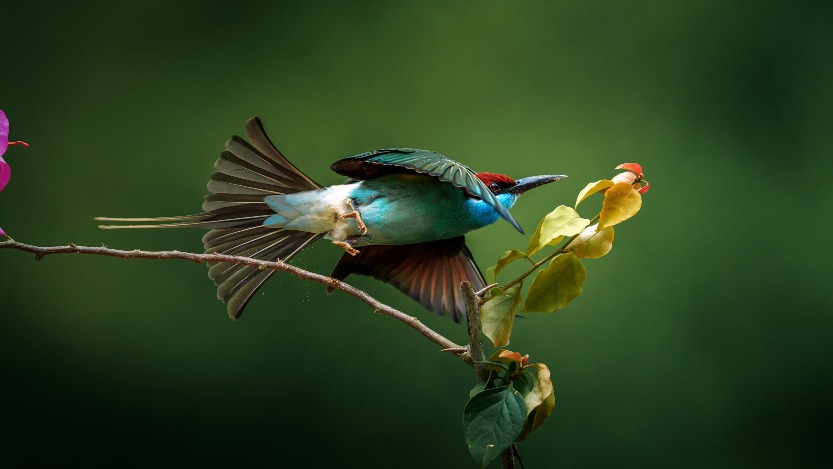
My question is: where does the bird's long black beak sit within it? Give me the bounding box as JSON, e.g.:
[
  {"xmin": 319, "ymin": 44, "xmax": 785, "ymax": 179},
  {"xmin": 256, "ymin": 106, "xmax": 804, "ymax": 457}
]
[{"xmin": 508, "ymin": 175, "xmax": 568, "ymax": 195}]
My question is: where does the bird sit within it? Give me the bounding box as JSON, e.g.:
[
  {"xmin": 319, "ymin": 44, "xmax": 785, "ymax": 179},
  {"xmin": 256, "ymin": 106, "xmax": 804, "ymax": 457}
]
[{"xmin": 97, "ymin": 117, "xmax": 566, "ymax": 322}]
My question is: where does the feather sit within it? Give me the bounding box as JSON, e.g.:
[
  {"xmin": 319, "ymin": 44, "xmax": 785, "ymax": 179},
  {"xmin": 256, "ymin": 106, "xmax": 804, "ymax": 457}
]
[
  {"xmin": 96, "ymin": 116, "xmax": 323, "ymax": 319},
  {"xmin": 328, "ymin": 237, "xmax": 486, "ymax": 322},
  {"xmin": 330, "ymin": 148, "xmax": 522, "ymax": 233}
]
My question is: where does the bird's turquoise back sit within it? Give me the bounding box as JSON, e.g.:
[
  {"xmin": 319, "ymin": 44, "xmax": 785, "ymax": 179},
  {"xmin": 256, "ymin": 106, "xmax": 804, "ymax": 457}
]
[{"xmin": 263, "ymin": 173, "xmax": 516, "ymax": 246}]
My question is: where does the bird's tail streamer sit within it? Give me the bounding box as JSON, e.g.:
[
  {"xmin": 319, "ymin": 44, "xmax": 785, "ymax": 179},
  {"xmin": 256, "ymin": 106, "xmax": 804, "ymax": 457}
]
[{"xmin": 96, "ymin": 117, "xmax": 323, "ymax": 319}]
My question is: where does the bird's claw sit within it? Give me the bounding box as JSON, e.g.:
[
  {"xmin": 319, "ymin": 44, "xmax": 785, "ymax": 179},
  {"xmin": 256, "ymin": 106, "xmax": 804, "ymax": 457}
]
[
  {"xmin": 333, "ymin": 240, "xmax": 359, "ymax": 256},
  {"xmin": 340, "ymin": 211, "xmax": 368, "ymax": 235},
  {"xmin": 340, "ymin": 199, "xmax": 368, "ymax": 235}
]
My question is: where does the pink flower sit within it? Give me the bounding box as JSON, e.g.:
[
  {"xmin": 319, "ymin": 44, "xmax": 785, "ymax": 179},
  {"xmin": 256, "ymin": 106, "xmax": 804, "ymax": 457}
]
[
  {"xmin": 1, "ymin": 109, "xmax": 29, "ymax": 238},
  {"xmin": 0, "ymin": 109, "xmax": 29, "ymax": 192}
]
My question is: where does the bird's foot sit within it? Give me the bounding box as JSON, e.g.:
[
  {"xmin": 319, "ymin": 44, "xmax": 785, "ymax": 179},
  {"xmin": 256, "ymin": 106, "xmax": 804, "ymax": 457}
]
[
  {"xmin": 340, "ymin": 211, "xmax": 367, "ymax": 235},
  {"xmin": 340, "ymin": 201, "xmax": 368, "ymax": 235},
  {"xmin": 332, "ymin": 240, "xmax": 360, "ymax": 256}
]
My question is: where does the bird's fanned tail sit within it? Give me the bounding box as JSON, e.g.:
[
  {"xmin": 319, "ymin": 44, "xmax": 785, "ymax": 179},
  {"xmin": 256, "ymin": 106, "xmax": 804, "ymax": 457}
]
[{"xmin": 96, "ymin": 117, "xmax": 322, "ymax": 319}]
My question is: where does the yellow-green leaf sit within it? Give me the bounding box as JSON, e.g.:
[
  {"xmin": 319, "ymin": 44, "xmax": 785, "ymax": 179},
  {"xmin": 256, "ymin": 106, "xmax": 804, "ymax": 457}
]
[
  {"xmin": 525, "ymin": 206, "xmax": 590, "ymax": 256},
  {"xmin": 598, "ymin": 182, "xmax": 642, "ymax": 229},
  {"xmin": 575, "ymin": 179, "xmax": 614, "ymax": 208},
  {"xmin": 565, "ymin": 223, "xmax": 615, "ymax": 259},
  {"xmin": 481, "ymin": 285, "xmax": 522, "ymax": 347},
  {"xmin": 521, "ymin": 253, "xmax": 586, "ymax": 313},
  {"xmin": 486, "ymin": 249, "xmax": 529, "ymax": 282},
  {"xmin": 523, "ymin": 363, "xmax": 553, "ymax": 418},
  {"xmin": 517, "ymin": 363, "xmax": 555, "ymax": 441}
]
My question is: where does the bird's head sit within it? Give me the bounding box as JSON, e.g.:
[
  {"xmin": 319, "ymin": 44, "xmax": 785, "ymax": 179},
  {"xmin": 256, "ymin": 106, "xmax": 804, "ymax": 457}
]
[
  {"xmin": 474, "ymin": 172, "xmax": 567, "ymax": 233},
  {"xmin": 477, "ymin": 171, "xmax": 567, "ymax": 198}
]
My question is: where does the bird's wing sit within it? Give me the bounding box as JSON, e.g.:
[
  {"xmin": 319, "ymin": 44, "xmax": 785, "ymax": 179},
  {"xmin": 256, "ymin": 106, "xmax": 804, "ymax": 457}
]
[
  {"xmin": 330, "ymin": 149, "xmax": 521, "ymax": 232},
  {"xmin": 328, "ymin": 236, "xmax": 486, "ymax": 322}
]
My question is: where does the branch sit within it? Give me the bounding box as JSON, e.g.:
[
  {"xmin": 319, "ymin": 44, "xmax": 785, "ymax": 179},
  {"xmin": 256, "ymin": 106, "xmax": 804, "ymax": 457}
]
[
  {"xmin": 461, "ymin": 281, "xmax": 488, "ymax": 382},
  {"xmin": 0, "ymin": 240, "xmax": 465, "ymax": 357}
]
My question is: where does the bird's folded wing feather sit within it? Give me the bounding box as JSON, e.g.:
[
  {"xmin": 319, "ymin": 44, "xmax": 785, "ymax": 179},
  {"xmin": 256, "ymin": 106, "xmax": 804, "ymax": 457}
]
[
  {"xmin": 330, "ymin": 149, "xmax": 517, "ymax": 229},
  {"xmin": 328, "ymin": 236, "xmax": 486, "ymax": 322}
]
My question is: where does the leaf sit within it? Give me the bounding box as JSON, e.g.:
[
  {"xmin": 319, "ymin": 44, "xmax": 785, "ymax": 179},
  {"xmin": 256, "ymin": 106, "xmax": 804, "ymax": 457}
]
[
  {"xmin": 611, "ymin": 171, "xmax": 637, "ymax": 185},
  {"xmin": 517, "ymin": 363, "xmax": 555, "ymax": 441},
  {"xmin": 520, "ymin": 363, "xmax": 552, "ymax": 421},
  {"xmin": 481, "ymin": 285, "xmax": 522, "ymax": 347},
  {"xmin": 616, "ymin": 162, "xmax": 643, "ymax": 177},
  {"xmin": 598, "ymin": 182, "xmax": 642, "ymax": 229},
  {"xmin": 470, "ymin": 382, "xmax": 487, "ymax": 398},
  {"xmin": 486, "ymin": 250, "xmax": 529, "ymax": 282},
  {"xmin": 462, "ymin": 385, "xmax": 527, "ymax": 468},
  {"xmin": 477, "ymin": 359, "xmax": 512, "ymax": 375},
  {"xmin": 637, "ymin": 181, "xmax": 651, "ymax": 194},
  {"xmin": 565, "ymin": 223, "xmax": 615, "ymax": 259},
  {"xmin": 490, "ymin": 349, "xmax": 524, "ymax": 367},
  {"xmin": 526, "ymin": 206, "xmax": 590, "ymax": 256},
  {"xmin": 575, "ymin": 179, "xmax": 614, "ymax": 208},
  {"xmin": 521, "ymin": 253, "xmax": 586, "ymax": 313},
  {"xmin": 512, "ymin": 372, "xmax": 535, "ymax": 398}
]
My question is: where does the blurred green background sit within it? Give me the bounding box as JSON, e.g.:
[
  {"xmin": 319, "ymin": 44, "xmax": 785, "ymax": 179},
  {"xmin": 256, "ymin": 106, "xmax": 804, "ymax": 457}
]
[{"xmin": 2, "ymin": 1, "xmax": 831, "ymax": 467}]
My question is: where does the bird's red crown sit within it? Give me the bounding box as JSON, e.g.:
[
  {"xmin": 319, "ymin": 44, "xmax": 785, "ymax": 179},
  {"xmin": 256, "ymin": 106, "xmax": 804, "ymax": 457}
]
[{"xmin": 476, "ymin": 172, "xmax": 516, "ymax": 192}]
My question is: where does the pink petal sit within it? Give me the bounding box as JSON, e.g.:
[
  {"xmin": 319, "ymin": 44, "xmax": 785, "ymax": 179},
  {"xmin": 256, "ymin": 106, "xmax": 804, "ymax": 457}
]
[
  {"xmin": 0, "ymin": 109, "xmax": 8, "ymax": 157},
  {"xmin": 0, "ymin": 156, "xmax": 10, "ymax": 192},
  {"xmin": 0, "ymin": 226, "xmax": 5, "ymax": 237},
  {"xmin": 637, "ymin": 181, "xmax": 651, "ymax": 194}
]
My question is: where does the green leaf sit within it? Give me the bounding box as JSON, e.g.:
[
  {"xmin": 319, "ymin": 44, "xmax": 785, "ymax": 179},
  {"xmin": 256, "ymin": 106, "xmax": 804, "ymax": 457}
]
[
  {"xmin": 476, "ymin": 360, "xmax": 512, "ymax": 376},
  {"xmin": 565, "ymin": 223, "xmax": 615, "ymax": 259},
  {"xmin": 521, "ymin": 253, "xmax": 586, "ymax": 313},
  {"xmin": 470, "ymin": 382, "xmax": 487, "ymax": 398},
  {"xmin": 526, "ymin": 206, "xmax": 590, "ymax": 256},
  {"xmin": 575, "ymin": 179, "xmax": 614, "ymax": 208},
  {"xmin": 518, "ymin": 363, "xmax": 556, "ymax": 441},
  {"xmin": 462, "ymin": 385, "xmax": 527, "ymax": 468},
  {"xmin": 598, "ymin": 182, "xmax": 642, "ymax": 229},
  {"xmin": 512, "ymin": 372, "xmax": 536, "ymax": 398},
  {"xmin": 486, "ymin": 250, "xmax": 530, "ymax": 282},
  {"xmin": 481, "ymin": 285, "xmax": 522, "ymax": 347}
]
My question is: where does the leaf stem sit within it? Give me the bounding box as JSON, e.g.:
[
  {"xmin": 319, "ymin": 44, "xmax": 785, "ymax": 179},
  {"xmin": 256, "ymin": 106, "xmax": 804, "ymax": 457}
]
[{"xmin": 501, "ymin": 214, "xmax": 600, "ymax": 290}]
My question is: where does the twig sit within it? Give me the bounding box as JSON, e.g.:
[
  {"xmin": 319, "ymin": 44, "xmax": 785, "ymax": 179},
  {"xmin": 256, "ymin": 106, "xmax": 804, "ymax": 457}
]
[
  {"xmin": 474, "ymin": 282, "xmax": 498, "ymax": 297},
  {"xmin": 502, "ymin": 213, "xmax": 601, "ymax": 290},
  {"xmin": 0, "ymin": 240, "xmax": 464, "ymax": 356},
  {"xmin": 512, "ymin": 444, "xmax": 527, "ymax": 469}
]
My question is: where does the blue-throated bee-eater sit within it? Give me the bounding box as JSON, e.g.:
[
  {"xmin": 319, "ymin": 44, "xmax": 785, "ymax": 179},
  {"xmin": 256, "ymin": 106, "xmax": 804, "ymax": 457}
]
[{"xmin": 98, "ymin": 117, "xmax": 565, "ymax": 321}]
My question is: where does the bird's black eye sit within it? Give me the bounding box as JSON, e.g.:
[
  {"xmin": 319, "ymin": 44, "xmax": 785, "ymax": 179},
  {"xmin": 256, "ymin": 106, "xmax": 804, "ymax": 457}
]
[{"xmin": 489, "ymin": 182, "xmax": 500, "ymax": 193}]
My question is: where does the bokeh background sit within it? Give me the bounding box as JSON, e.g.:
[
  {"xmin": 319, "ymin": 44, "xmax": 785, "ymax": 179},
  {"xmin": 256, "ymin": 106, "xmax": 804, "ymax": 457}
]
[{"xmin": 2, "ymin": 1, "xmax": 831, "ymax": 467}]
